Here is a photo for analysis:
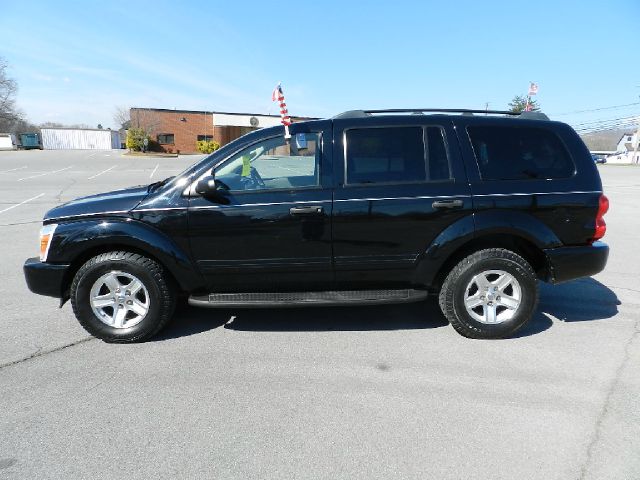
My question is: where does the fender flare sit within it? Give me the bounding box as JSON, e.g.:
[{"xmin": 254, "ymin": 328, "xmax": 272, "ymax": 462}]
[
  {"xmin": 471, "ymin": 209, "xmax": 563, "ymax": 249},
  {"xmin": 415, "ymin": 211, "xmax": 562, "ymax": 286},
  {"xmin": 49, "ymin": 218, "xmax": 206, "ymax": 292}
]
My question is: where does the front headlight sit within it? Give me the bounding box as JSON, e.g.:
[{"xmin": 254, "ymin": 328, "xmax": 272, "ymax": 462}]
[{"xmin": 39, "ymin": 224, "xmax": 57, "ymax": 262}]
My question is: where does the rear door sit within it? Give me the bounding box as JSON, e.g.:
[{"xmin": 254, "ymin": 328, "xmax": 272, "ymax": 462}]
[{"xmin": 331, "ymin": 116, "xmax": 473, "ymax": 289}]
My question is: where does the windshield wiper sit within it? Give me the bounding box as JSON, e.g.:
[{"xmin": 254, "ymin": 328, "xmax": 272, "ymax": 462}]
[{"xmin": 148, "ymin": 176, "xmax": 175, "ymax": 193}]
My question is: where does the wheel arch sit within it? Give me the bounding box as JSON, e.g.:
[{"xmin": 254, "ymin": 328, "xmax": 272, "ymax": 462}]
[
  {"xmin": 61, "ymin": 243, "xmax": 183, "ymax": 301},
  {"xmin": 416, "ymin": 211, "xmax": 557, "ymax": 290},
  {"xmin": 428, "ymin": 233, "xmax": 548, "ymax": 292},
  {"xmin": 49, "ymin": 218, "xmax": 206, "ymax": 299}
]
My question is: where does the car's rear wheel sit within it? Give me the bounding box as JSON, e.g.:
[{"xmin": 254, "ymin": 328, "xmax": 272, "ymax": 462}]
[
  {"xmin": 438, "ymin": 248, "xmax": 538, "ymax": 339},
  {"xmin": 70, "ymin": 251, "xmax": 175, "ymax": 343}
]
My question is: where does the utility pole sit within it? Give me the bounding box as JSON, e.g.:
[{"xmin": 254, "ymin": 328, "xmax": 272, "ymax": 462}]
[
  {"xmin": 633, "ymin": 121, "xmax": 640, "ymax": 164},
  {"xmin": 633, "ymin": 90, "xmax": 640, "ymax": 164}
]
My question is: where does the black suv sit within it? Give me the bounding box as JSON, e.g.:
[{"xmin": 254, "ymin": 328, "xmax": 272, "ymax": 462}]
[{"xmin": 24, "ymin": 109, "xmax": 610, "ymax": 342}]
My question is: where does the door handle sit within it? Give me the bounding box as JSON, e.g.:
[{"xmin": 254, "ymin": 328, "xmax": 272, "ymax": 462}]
[
  {"xmin": 432, "ymin": 199, "xmax": 464, "ymax": 209},
  {"xmin": 289, "ymin": 205, "xmax": 324, "ymax": 215}
]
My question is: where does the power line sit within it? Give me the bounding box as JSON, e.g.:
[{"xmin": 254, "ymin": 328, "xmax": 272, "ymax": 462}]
[
  {"xmin": 577, "ymin": 120, "xmax": 637, "ymax": 131},
  {"xmin": 576, "ymin": 121, "xmax": 639, "ymax": 134},
  {"xmin": 552, "ymin": 102, "xmax": 640, "ymax": 116},
  {"xmin": 572, "ymin": 114, "xmax": 638, "ymax": 128}
]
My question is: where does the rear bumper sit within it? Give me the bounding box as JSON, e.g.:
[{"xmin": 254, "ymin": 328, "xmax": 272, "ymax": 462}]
[
  {"xmin": 23, "ymin": 257, "xmax": 70, "ymax": 298},
  {"xmin": 544, "ymin": 241, "xmax": 609, "ymax": 284}
]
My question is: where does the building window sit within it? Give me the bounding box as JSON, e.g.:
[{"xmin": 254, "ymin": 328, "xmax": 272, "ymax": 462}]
[
  {"xmin": 197, "ymin": 135, "xmax": 214, "ymax": 142},
  {"xmin": 628, "ymin": 136, "xmax": 633, "ymax": 141},
  {"xmin": 157, "ymin": 134, "xmax": 174, "ymax": 144}
]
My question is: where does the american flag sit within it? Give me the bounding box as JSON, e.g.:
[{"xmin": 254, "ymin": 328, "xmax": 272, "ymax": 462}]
[
  {"xmin": 528, "ymin": 82, "xmax": 539, "ymax": 96},
  {"xmin": 272, "ymin": 83, "xmax": 292, "ymax": 136}
]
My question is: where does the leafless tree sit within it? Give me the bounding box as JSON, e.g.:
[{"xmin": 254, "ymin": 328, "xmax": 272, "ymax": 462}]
[
  {"xmin": 129, "ymin": 108, "xmax": 161, "ymax": 136},
  {"xmin": 40, "ymin": 121, "xmax": 92, "ymax": 129},
  {"xmin": 113, "ymin": 106, "xmax": 131, "ymax": 130},
  {"xmin": 0, "ymin": 57, "xmax": 19, "ymax": 132}
]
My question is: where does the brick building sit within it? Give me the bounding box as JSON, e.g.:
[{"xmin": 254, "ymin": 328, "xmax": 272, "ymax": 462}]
[{"xmin": 130, "ymin": 107, "xmax": 312, "ymax": 154}]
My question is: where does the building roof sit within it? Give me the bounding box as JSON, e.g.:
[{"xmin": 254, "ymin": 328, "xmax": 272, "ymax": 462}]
[
  {"xmin": 40, "ymin": 127, "xmax": 114, "ymax": 132},
  {"xmin": 130, "ymin": 107, "xmax": 316, "ymax": 120},
  {"xmin": 617, "ymin": 132, "xmax": 636, "ymax": 143}
]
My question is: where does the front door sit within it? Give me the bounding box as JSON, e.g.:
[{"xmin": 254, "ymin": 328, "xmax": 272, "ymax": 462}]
[{"xmin": 188, "ymin": 123, "xmax": 333, "ymax": 292}]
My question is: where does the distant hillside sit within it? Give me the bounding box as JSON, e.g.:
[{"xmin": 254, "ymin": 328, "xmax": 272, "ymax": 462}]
[{"xmin": 580, "ymin": 128, "xmax": 629, "ymax": 151}]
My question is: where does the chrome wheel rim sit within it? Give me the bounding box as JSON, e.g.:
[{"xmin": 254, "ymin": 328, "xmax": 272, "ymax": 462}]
[
  {"xmin": 89, "ymin": 271, "xmax": 150, "ymax": 329},
  {"xmin": 464, "ymin": 270, "xmax": 521, "ymax": 324}
]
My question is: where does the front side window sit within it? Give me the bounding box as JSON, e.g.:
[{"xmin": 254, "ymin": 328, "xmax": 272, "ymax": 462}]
[
  {"xmin": 467, "ymin": 126, "xmax": 575, "ymax": 180},
  {"xmin": 213, "ymin": 133, "xmax": 320, "ymax": 192}
]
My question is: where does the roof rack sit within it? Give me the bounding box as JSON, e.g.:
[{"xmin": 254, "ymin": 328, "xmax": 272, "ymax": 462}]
[{"xmin": 333, "ymin": 109, "xmax": 550, "ymax": 121}]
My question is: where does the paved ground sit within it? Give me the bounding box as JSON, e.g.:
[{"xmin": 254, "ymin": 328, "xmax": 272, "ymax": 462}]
[{"xmin": 0, "ymin": 150, "xmax": 638, "ymax": 479}]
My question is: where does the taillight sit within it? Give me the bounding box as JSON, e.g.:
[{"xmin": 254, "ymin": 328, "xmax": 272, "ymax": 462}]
[{"xmin": 592, "ymin": 194, "xmax": 609, "ymax": 241}]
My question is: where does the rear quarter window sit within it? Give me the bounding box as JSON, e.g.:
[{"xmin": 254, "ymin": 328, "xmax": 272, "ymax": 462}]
[{"xmin": 467, "ymin": 125, "xmax": 575, "ymax": 181}]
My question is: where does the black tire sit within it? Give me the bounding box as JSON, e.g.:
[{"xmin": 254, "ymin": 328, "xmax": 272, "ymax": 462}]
[
  {"xmin": 70, "ymin": 251, "xmax": 175, "ymax": 343},
  {"xmin": 438, "ymin": 248, "xmax": 539, "ymax": 339}
]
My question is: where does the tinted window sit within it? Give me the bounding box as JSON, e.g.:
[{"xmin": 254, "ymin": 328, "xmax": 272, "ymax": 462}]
[
  {"xmin": 467, "ymin": 126, "xmax": 575, "ymax": 180},
  {"xmin": 426, "ymin": 126, "xmax": 451, "ymax": 181},
  {"xmin": 346, "ymin": 127, "xmax": 426, "ymax": 184}
]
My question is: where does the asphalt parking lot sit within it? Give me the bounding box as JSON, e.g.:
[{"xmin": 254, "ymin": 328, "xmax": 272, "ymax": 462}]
[{"xmin": 0, "ymin": 149, "xmax": 638, "ymax": 479}]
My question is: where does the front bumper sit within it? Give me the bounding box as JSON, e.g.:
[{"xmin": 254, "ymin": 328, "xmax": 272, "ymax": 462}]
[
  {"xmin": 23, "ymin": 257, "xmax": 70, "ymax": 298},
  {"xmin": 544, "ymin": 241, "xmax": 609, "ymax": 284}
]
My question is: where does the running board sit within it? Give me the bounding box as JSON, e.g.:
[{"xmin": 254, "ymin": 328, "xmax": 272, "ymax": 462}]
[{"xmin": 188, "ymin": 289, "xmax": 428, "ymax": 308}]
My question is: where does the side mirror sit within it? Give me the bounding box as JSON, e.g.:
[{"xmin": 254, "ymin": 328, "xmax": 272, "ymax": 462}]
[
  {"xmin": 195, "ymin": 175, "xmax": 217, "ymax": 195},
  {"xmin": 194, "ymin": 175, "xmax": 229, "ymax": 204}
]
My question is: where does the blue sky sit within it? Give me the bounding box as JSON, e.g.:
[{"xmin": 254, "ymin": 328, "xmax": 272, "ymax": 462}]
[{"xmin": 1, "ymin": 0, "xmax": 638, "ymax": 130}]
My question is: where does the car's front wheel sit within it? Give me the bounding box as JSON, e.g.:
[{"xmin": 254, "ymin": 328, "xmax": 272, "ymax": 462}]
[
  {"xmin": 439, "ymin": 248, "xmax": 539, "ymax": 339},
  {"xmin": 70, "ymin": 251, "xmax": 175, "ymax": 343}
]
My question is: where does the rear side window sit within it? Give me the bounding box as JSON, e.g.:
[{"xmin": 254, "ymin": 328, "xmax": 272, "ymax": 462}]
[
  {"xmin": 345, "ymin": 126, "xmax": 451, "ymax": 184},
  {"xmin": 425, "ymin": 126, "xmax": 451, "ymax": 181},
  {"xmin": 467, "ymin": 126, "xmax": 575, "ymax": 181}
]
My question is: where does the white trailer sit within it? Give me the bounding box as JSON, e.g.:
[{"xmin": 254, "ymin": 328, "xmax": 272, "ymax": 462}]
[
  {"xmin": 40, "ymin": 128, "xmax": 122, "ymax": 150},
  {"xmin": 0, "ymin": 133, "xmax": 15, "ymax": 150}
]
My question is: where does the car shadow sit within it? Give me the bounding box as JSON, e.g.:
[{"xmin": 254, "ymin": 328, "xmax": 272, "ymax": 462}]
[
  {"xmin": 223, "ymin": 300, "xmax": 449, "ymax": 332},
  {"xmin": 155, "ymin": 277, "xmax": 620, "ymax": 341},
  {"xmin": 514, "ymin": 277, "xmax": 620, "ymax": 338},
  {"xmin": 154, "ymin": 298, "xmax": 448, "ymax": 340}
]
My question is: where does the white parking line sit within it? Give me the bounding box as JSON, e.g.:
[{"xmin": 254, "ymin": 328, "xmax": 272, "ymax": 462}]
[
  {"xmin": 0, "ymin": 193, "xmax": 45, "ymax": 214},
  {"xmin": 88, "ymin": 165, "xmax": 117, "ymax": 180},
  {"xmin": 18, "ymin": 166, "xmax": 73, "ymax": 182},
  {"xmin": 0, "ymin": 166, "xmax": 27, "ymax": 174},
  {"xmin": 150, "ymin": 164, "xmax": 159, "ymax": 178}
]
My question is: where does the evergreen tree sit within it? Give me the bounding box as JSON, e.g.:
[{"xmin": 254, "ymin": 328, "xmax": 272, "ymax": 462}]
[{"xmin": 508, "ymin": 95, "xmax": 540, "ymax": 113}]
